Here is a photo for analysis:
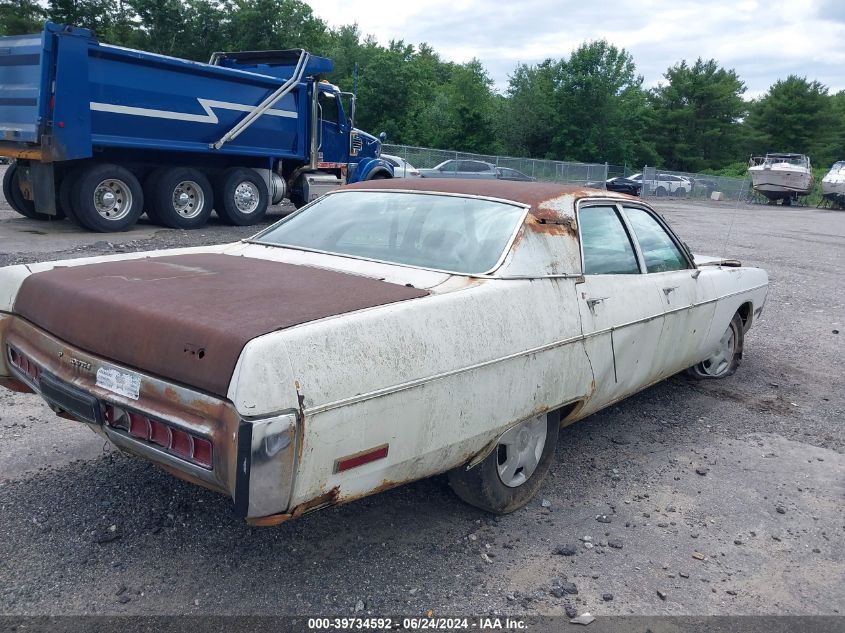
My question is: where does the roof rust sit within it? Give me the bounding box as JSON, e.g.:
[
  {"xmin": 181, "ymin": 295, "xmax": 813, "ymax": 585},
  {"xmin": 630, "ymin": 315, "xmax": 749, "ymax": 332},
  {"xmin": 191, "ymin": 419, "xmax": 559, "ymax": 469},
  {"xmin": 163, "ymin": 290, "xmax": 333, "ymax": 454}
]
[{"xmin": 342, "ymin": 178, "xmax": 633, "ymax": 222}]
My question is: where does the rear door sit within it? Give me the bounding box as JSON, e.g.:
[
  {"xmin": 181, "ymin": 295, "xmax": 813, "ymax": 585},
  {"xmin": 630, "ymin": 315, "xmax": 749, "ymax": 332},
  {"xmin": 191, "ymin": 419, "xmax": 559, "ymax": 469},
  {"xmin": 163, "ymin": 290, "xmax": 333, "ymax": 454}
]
[{"xmin": 575, "ymin": 203, "xmax": 667, "ymax": 416}]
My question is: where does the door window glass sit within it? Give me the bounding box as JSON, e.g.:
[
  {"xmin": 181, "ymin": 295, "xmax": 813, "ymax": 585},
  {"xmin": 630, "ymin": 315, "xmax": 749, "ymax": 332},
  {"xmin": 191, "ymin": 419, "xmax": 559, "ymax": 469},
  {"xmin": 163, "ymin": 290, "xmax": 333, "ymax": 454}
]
[
  {"xmin": 318, "ymin": 91, "xmax": 339, "ymax": 125},
  {"xmin": 624, "ymin": 207, "xmax": 688, "ymax": 273},
  {"xmin": 579, "ymin": 206, "xmax": 640, "ymax": 274}
]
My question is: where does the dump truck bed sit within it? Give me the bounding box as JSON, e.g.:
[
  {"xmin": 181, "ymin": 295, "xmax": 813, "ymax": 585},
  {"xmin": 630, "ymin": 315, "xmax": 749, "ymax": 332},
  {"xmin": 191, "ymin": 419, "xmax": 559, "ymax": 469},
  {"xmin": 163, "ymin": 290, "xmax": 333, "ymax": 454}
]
[{"xmin": 0, "ymin": 23, "xmax": 331, "ymax": 163}]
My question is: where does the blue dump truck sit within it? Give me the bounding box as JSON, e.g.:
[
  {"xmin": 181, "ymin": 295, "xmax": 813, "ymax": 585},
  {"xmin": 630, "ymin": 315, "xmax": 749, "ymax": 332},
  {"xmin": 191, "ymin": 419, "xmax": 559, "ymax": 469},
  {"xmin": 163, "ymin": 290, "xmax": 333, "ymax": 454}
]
[{"xmin": 0, "ymin": 22, "xmax": 392, "ymax": 231}]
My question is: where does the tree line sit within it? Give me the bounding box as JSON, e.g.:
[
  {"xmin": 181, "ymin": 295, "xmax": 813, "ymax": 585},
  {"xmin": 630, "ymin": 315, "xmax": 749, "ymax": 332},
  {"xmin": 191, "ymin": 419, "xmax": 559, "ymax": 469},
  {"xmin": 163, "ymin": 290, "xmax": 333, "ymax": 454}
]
[{"xmin": 1, "ymin": 0, "xmax": 843, "ymax": 173}]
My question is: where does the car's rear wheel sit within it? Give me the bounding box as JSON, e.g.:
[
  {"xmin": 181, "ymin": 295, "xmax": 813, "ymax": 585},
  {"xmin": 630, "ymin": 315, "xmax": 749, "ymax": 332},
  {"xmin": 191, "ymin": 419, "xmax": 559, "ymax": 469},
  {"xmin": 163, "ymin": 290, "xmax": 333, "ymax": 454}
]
[
  {"xmin": 686, "ymin": 313, "xmax": 744, "ymax": 379},
  {"xmin": 655, "ymin": 186, "xmax": 667, "ymax": 197},
  {"xmin": 448, "ymin": 412, "xmax": 559, "ymax": 514}
]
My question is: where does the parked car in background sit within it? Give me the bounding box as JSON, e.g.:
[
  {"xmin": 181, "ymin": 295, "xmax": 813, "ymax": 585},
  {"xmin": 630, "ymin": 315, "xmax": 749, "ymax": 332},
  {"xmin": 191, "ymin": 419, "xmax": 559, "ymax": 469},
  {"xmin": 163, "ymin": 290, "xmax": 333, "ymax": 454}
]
[
  {"xmin": 690, "ymin": 177, "xmax": 718, "ymax": 196},
  {"xmin": 587, "ymin": 176, "xmax": 642, "ymax": 196},
  {"xmin": 419, "ymin": 160, "xmax": 534, "ymax": 182},
  {"xmin": 418, "ymin": 159, "xmax": 498, "ymax": 179},
  {"xmin": 0, "ymin": 179, "xmax": 768, "ymax": 524},
  {"xmin": 629, "ymin": 173, "xmax": 692, "ymax": 196},
  {"xmin": 381, "ymin": 154, "xmax": 421, "ymax": 178},
  {"xmin": 496, "ymin": 167, "xmax": 535, "ymax": 182}
]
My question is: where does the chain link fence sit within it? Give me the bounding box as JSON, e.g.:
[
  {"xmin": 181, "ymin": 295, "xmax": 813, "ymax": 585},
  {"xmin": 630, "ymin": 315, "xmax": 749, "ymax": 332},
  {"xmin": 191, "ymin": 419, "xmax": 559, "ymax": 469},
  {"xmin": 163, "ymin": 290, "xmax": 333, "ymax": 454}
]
[
  {"xmin": 382, "ymin": 144, "xmax": 608, "ymax": 186},
  {"xmin": 638, "ymin": 166, "xmax": 751, "ymax": 202},
  {"xmin": 381, "ymin": 145, "xmax": 750, "ymax": 202}
]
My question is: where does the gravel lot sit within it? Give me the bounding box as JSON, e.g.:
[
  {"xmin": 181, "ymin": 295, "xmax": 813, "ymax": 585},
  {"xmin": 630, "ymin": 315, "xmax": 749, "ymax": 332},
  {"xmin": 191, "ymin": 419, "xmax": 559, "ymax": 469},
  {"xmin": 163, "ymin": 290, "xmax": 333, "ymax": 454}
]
[{"xmin": 0, "ymin": 179, "xmax": 843, "ymax": 618}]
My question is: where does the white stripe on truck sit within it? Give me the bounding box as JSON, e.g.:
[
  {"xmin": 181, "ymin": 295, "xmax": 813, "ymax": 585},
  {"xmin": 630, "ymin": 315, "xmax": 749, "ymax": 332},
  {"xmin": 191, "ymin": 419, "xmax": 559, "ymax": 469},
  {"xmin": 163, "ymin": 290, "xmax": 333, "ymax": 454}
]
[{"xmin": 90, "ymin": 98, "xmax": 297, "ymax": 123}]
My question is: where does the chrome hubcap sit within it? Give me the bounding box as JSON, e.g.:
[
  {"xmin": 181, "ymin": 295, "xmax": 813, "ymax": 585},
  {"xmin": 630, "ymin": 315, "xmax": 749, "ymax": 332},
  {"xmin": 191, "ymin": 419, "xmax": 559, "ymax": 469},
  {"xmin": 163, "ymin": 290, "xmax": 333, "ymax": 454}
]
[
  {"xmin": 497, "ymin": 414, "xmax": 547, "ymax": 488},
  {"xmin": 700, "ymin": 324, "xmax": 736, "ymax": 376},
  {"xmin": 234, "ymin": 181, "xmax": 259, "ymax": 214},
  {"xmin": 93, "ymin": 179, "xmax": 132, "ymax": 221},
  {"xmin": 172, "ymin": 180, "xmax": 205, "ymax": 219}
]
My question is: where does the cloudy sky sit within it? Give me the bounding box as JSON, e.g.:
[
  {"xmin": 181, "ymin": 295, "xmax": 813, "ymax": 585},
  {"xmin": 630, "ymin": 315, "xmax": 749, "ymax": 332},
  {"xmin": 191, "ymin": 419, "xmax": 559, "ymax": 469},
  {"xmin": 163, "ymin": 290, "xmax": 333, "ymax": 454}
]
[{"xmin": 308, "ymin": 0, "xmax": 845, "ymax": 98}]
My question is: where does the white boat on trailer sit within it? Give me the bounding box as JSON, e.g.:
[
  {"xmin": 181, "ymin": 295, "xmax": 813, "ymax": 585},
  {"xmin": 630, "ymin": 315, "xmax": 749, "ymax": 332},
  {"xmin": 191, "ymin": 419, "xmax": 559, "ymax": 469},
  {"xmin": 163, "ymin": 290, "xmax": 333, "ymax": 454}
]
[
  {"xmin": 821, "ymin": 161, "xmax": 845, "ymax": 208},
  {"xmin": 748, "ymin": 153, "xmax": 813, "ymax": 204}
]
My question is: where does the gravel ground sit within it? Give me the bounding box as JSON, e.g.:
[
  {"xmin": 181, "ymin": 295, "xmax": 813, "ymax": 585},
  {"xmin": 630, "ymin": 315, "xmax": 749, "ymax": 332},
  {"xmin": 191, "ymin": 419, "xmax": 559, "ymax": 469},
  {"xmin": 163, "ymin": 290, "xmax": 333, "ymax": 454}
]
[{"xmin": 0, "ymin": 182, "xmax": 843, "ymax": 617}]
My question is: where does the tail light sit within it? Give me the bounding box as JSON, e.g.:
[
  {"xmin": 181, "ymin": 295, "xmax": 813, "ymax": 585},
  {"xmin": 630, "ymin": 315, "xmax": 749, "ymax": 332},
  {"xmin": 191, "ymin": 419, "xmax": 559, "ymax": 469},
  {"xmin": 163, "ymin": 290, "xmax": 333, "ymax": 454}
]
[
  {"xmin": 103, "ymin": 403, "xmax": 213, "ymax": 470},
  {"xmin": 7, "ymin": 345, "xmax": 41, "ymax": 382}
]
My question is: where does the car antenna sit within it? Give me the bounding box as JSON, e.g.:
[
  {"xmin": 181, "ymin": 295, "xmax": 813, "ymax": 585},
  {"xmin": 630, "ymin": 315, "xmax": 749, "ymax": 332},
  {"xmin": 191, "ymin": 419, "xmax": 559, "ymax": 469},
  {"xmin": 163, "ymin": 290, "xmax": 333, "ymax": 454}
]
[{"xmin": 720, "ymin": 175, "xmax": 750, "ymax": 261}]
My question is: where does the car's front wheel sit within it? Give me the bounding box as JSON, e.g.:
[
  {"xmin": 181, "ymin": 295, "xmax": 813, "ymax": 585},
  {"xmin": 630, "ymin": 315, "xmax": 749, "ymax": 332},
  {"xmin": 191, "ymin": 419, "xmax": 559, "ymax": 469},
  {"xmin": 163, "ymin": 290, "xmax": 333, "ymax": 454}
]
[
  {"xmin": 448, "ymin": 412, "xmax": 559, "ymax": 514},
  {"xmin": 686, "ymin": 313, "xmax": 744, "ymax": 379}
]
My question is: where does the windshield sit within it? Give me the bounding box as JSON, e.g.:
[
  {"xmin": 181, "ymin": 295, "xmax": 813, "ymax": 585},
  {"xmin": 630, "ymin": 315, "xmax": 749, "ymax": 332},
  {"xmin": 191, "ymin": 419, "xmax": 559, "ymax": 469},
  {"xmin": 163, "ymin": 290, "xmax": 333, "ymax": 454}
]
[{"xmin": 252, "ymin": 190, "xmax": 526, "ymax": 274}]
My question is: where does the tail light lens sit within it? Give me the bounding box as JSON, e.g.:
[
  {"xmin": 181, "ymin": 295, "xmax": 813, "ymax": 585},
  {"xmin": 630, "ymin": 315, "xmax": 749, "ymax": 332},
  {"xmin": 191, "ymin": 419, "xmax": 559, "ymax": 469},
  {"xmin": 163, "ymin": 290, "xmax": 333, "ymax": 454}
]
[
  {"xmin": 192, "ymin": 438, "xmax": 213, "ymax": 469},
  {"xmin": 8, "ymin": 345, "xmax": 41, "ymax": 382},
  {"xmin": 169, "ymin": 428, "xmax": 191, "ymax": 459},
  {"xmin": 128, "ymin": 412, "xmax": 150, "ymax": 440},
  {"xmin": 149, "ymin": 419, "xmax": 170, "ymax": 447},
  {"xmin": 103, "ymin": 403, "xmax": 212, "ymax": 470}
]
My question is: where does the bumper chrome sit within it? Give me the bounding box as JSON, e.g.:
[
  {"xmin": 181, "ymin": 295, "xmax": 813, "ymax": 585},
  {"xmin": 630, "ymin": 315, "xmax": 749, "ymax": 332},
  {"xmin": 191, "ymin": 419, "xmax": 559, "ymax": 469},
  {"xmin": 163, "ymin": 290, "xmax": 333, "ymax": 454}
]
[{"xmin": 1, "ymin": 315, "xmax": 298, "ymax": 519}]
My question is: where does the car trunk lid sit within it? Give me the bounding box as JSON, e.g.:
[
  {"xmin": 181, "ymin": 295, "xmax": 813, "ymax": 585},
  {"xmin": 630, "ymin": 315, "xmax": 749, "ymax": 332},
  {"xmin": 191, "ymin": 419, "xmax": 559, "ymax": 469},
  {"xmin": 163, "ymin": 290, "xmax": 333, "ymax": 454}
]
[{"xmin": 13, "ymin": 253, "xmax": 428, "ymax": 397}]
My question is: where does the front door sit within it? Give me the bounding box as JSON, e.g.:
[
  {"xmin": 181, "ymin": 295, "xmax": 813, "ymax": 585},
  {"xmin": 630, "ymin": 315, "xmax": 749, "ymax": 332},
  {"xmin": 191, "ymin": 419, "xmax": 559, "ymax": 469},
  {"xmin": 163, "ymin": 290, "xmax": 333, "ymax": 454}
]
[
  {"xmin": 621, "ymin": 205, "xmax": 717, "ymax": 376},
  {"xmin": 575, "ymin": 204, "xmax": 668, "ymax": 416}
]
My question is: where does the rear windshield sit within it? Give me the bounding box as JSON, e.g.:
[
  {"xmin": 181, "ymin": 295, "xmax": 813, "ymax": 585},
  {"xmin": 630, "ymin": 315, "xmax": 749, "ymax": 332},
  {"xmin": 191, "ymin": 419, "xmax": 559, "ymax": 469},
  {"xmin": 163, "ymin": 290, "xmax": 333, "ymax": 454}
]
[{"xmin": 252, "ymin": 190, "xmax": 526, "ymax": 274}]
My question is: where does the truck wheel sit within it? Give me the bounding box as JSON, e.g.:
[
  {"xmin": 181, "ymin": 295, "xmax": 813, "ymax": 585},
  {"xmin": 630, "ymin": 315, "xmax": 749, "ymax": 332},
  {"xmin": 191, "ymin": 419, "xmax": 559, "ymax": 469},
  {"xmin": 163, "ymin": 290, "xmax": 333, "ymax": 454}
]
[
  {"xmin": 58, "ymin": 166, "xmax": 85, "ymax": 226},
  {"xmin": 214, "ymin": 167, "xmax": 269, "ymax": 225},
  {"xmin": 447, "ymin": 412, "xmax": 559, "ymax": 514},
  {"xmin": 146, "ymin": 167, "xmax": 213, "ymax": 229},
  {"xmin": 686, "ymin": 313, "xmax": 744, "ymax": 379},
  {"xmin": 3, "ymin": 164, "xmax": 61, "ymax": 221},
  {"xmin": 72, "ymin": 163, "xmax": 144, "ymax": 232}
]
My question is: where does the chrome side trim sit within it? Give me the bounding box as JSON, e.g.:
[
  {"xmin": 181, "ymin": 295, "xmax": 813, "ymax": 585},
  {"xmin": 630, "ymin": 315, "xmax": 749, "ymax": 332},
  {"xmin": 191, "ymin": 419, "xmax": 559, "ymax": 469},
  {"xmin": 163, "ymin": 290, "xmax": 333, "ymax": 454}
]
[{"xmin": 304, "ymin": 282, "xmax": 768, "ymax": 416}]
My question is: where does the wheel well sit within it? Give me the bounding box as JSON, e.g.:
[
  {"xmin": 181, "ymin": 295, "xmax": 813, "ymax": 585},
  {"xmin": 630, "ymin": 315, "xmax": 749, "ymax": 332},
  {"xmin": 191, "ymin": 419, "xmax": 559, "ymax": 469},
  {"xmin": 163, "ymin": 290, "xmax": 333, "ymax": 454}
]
[
  {"xmin": 737, "ymin": 302, "xmax": 753, "ymax": 332},
  {"xmin": 556, "ymin": 401, "xmax": 581, "ymax": 424}
]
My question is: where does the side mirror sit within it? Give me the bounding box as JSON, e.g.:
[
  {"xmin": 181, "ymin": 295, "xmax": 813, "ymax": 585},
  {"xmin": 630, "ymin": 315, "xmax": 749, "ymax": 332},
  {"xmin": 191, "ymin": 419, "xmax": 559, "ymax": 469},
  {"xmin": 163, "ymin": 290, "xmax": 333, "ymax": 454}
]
[{"xmin": 378, "ymin": 132, "xmax": 387, "ymax": 142}]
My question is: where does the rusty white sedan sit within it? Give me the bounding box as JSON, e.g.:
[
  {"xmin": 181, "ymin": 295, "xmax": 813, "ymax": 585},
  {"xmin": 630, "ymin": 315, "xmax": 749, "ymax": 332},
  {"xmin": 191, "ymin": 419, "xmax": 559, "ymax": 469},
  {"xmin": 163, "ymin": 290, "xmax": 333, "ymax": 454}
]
[{"xmin": 0, "ymin": 180, "xmax": 768, "ymax": 524}]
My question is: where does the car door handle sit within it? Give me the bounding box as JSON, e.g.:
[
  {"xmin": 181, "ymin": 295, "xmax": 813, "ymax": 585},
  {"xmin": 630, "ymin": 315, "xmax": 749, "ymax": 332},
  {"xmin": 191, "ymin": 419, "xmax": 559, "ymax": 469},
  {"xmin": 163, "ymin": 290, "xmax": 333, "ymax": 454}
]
[
  {"xmin": 663, "ymin": 286, "xmax": 678, "ymax": 295},
  {"xmin": 586, "ymin": 296, "xmax": 609, "ymax": 315}
]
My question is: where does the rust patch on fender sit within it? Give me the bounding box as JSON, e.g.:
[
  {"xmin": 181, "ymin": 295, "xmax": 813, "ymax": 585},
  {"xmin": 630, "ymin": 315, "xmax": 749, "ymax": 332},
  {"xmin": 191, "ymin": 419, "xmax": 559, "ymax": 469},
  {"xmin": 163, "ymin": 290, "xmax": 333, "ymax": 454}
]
[{"xmin": 246, "ymin": 512, "xmax": 293, "ymax": 527}]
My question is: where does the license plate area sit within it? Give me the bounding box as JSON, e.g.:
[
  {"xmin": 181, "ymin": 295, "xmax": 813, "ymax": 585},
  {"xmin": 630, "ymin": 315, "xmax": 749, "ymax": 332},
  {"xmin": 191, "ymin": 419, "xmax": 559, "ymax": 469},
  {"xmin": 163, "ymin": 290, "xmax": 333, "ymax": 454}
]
[{"xmin": 39, "ymin": 372, "xmax": 102, "ymax": 425}]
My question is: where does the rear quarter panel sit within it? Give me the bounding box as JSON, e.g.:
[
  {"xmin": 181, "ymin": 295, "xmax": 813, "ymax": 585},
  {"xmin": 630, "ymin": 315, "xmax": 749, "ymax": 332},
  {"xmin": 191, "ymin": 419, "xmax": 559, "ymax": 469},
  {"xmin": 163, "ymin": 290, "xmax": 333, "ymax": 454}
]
[{"xmin": 230, "ymin": 277, "xmax": 595, "ymax": 509}]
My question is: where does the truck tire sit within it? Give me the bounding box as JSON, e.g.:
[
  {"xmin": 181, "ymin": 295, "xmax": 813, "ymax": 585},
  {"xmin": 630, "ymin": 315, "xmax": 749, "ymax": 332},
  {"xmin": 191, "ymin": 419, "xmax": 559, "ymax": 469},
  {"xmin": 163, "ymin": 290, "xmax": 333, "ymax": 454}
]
[
  {"xmin": 447, "ymin": 412, "xmax": 559, "ymax": 514},
  {"xmin": 72, "ymin": 163, "xmax": 144, "ymax": 232},
  {"xmin": 3, "ymin": 164, "xmax": 62, "ymax": 221},
  {"xmin": 214, "ymin": 167, "xmax": 269, "ymax": 225},
  {"xmin": 145, "ymin": 167, "xmax": 214, "ymax": 229},
  {"xmin": 58, "ymin": 166, "xmax": 85, "ymax": 226}
]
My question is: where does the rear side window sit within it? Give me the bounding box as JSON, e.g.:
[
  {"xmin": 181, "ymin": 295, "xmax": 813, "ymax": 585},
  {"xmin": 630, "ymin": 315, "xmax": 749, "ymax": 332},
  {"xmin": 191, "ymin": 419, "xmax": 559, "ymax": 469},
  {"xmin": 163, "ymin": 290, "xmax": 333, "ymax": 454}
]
[
  {"xmin": 579, "ymin": 206, "xmax": 640, "ymax": 275},
  {"xmin": 624, "ymin": 207, "xmax": 688, "ymax": 273}
]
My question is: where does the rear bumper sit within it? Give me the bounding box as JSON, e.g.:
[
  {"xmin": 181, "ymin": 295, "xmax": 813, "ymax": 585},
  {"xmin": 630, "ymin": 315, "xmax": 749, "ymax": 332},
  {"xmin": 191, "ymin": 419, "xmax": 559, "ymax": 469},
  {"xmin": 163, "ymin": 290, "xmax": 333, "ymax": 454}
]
[{"xmin": 0, "ymin": 314, "xmax": 297, "ymax": 519}]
